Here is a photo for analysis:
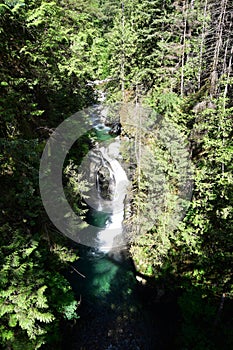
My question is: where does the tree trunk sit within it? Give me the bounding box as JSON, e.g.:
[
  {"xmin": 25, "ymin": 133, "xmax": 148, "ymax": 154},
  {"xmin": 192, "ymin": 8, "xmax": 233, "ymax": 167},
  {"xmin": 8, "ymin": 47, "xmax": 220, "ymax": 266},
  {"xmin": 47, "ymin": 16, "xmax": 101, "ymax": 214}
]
[
  {"xmin": 198, "ymin": 0, "xmax": 208, "ymax": 90},
  {"xmin": 210, "ymin": 0, "xmax": 227, "ymax": 97}
]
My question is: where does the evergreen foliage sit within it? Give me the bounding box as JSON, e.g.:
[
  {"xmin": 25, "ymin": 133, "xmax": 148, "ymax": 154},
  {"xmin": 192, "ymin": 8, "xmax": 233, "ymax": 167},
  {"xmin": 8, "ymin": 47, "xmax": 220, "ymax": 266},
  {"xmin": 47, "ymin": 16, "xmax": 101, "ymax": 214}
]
[{"xmin": 1, "ymin": 0, "xmax": 233, "ymax": 348}]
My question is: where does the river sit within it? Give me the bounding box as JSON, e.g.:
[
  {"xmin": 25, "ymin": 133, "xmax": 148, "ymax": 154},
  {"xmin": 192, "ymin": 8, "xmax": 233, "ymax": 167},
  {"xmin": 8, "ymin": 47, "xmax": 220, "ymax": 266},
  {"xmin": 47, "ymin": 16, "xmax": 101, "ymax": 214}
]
[{"xmin": 61, "ymin": 105, "xmax": 179, "ymax": 349}]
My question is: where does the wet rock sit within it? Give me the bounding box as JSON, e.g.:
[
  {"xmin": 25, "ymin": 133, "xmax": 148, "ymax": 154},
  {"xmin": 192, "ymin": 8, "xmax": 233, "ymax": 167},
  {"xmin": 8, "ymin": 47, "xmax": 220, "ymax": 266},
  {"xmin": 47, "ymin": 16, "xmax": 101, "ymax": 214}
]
[
  {"xmin": 109, "ymin": 122, "xmax": 122, "ymax": 136},
  {"xmin": 97, "ymin": 165, "xmax": 115, "ymax": 200}
]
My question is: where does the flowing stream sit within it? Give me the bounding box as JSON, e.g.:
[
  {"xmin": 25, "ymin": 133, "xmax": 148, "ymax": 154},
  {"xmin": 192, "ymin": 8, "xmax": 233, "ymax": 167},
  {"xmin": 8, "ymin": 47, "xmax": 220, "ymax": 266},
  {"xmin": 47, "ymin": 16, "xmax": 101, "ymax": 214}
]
[{"xmin": 63, "ymin": 111, "xmax": 159, "ymax": 349}]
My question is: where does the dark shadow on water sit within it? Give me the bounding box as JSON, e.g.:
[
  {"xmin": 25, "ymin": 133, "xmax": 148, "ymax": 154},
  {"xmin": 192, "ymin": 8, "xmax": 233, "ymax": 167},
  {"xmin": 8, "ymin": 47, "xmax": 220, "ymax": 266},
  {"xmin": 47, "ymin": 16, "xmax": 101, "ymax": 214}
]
[{"xmin": 62, "ymin": 244, "xmax": 179, "ymax": 350}]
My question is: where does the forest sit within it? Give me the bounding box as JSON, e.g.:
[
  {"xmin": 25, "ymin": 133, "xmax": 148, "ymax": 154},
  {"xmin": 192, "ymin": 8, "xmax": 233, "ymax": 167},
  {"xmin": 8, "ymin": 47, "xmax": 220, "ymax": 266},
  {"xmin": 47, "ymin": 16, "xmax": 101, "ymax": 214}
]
[{"xmin": 0, "ymin": 0, "xmax": 233, "ymax": 349}]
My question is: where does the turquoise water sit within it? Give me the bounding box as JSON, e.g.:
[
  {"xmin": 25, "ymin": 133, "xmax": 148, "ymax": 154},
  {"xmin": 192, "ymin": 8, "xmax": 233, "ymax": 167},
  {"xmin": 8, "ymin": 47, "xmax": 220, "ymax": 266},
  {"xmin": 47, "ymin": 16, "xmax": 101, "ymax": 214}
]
[
  {"xmin": 94, "ymin": 124, "xmax": 112, "ymax": 141},
  {"xmin": 68, "ymin": 245, "xmax": 136, "ymax": 301},
  {"xmin": 65, "ymin": 245, "xmax": 156, "ymax": 349}
]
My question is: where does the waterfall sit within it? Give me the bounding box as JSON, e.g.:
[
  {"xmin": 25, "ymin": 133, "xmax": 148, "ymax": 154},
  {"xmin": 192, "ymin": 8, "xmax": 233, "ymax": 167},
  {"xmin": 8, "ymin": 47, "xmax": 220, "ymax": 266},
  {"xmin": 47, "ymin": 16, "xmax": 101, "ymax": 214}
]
[
  {"xmin": 79, "ymin": 121, "xmax": 129, "ymax": 254},
  {"xmin": 95, "ymin": 154, "xmax": 129, "ymax": 253}
]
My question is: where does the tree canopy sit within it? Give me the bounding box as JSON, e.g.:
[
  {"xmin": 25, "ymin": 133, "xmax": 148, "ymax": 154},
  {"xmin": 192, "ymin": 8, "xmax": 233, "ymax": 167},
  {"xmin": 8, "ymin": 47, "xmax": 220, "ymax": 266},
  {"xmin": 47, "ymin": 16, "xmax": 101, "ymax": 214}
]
[{"xmin": 1, "ymin": 0, "xmax": 232, "ymax": 349}]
